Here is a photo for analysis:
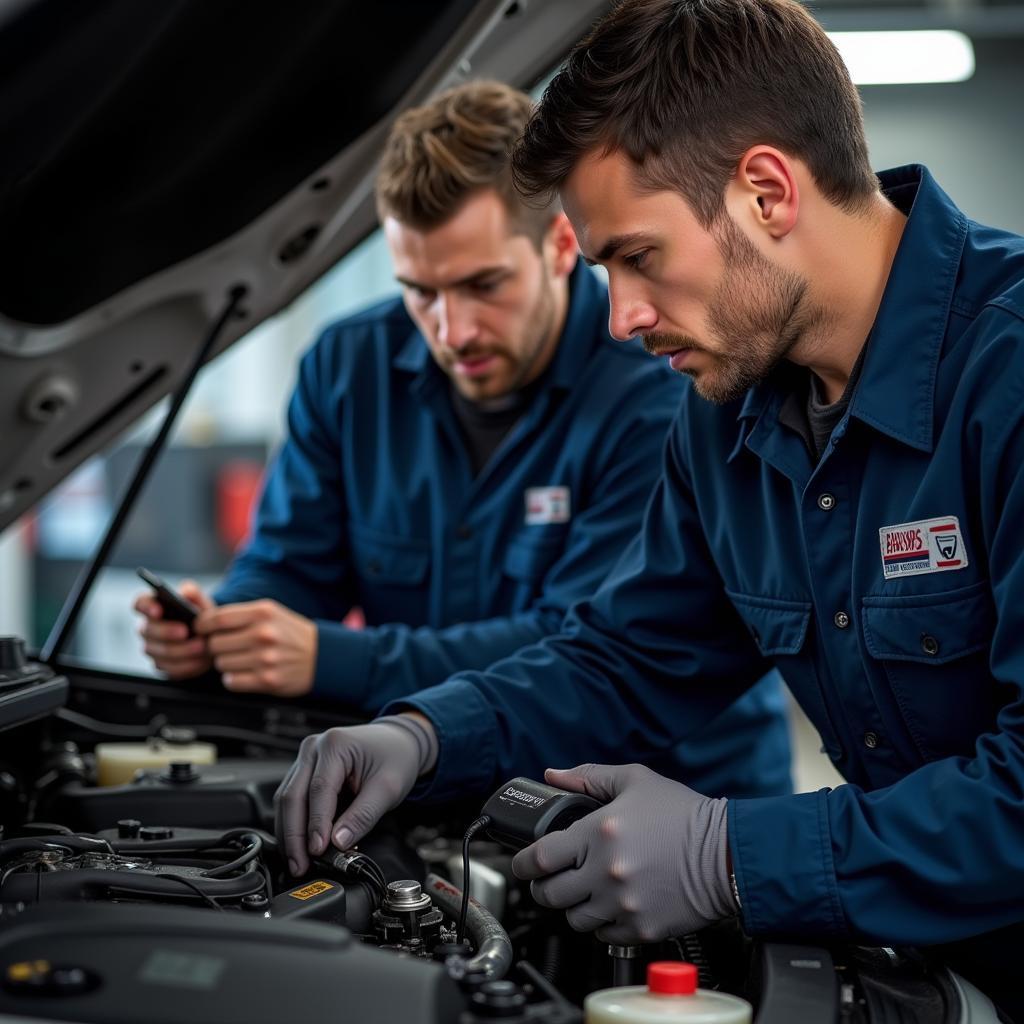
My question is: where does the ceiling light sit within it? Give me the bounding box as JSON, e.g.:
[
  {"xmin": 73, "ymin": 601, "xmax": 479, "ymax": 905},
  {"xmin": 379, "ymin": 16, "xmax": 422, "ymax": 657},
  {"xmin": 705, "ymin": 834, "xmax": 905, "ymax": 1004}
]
[{"xmin": 828, "ymin": 30, "xmax": 975, "ymax": 85}]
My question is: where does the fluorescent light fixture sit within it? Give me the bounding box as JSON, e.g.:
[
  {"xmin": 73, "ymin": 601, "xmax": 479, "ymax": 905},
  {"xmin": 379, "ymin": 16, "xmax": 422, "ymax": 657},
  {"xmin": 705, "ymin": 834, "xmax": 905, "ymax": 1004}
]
[{"xmin": 828, "ymin": 30, "xmax": 975, "ymax": 85}]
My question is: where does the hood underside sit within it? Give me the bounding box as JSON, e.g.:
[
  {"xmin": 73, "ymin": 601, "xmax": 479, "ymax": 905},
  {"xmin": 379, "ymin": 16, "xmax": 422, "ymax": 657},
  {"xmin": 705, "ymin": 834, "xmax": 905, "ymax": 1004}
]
[{"xmin": 0, "ymin": 0, "xmax": 612, "ymax": 531}]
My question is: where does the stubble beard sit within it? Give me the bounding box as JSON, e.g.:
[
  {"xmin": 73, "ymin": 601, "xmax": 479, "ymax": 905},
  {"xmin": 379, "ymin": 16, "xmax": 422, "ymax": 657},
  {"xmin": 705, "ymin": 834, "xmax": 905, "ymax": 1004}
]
[
  {"xmin": 455, "ymin": 265, "xmax": 559, "ymax": 404},
  {"xmin": 645, "ymin": 216, "xmax": 827, "ymax": 405}
]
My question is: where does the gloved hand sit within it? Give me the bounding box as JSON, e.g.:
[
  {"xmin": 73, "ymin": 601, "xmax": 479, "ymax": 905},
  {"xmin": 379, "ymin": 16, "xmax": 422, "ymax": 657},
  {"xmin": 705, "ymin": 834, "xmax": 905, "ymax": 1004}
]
[
  {"xmin": 275, "ymin": 713, "xmax": 438, "ymax": 877},
  {"xmin": 512, "ymin": 763, "xmax": 735, "ymax": 945}
]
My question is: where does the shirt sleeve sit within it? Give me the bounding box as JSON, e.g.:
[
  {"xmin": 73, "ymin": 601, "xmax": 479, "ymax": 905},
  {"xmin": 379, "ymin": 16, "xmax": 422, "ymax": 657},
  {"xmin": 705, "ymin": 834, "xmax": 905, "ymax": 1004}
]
[
  {"xmin": 732, "ymin": 325, "xmax": 1024, "ymax": 945},
  {"xmin": 311, "ymin": 369, "xmax": 686, "ymax": 712},
  {"xmin": 382, "ymin": 408, "xmax": 772, "ymax": 803},
  {"xmin": 213, "ymin": 335, "xmax": 356, "ymax": 621}
]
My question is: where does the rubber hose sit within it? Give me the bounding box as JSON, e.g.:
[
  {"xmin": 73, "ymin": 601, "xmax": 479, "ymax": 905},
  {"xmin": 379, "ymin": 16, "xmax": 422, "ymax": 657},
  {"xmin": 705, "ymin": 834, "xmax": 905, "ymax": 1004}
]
[{"xmin": 425, "ymin": 872, "xmax": 513, "ymax": 980}]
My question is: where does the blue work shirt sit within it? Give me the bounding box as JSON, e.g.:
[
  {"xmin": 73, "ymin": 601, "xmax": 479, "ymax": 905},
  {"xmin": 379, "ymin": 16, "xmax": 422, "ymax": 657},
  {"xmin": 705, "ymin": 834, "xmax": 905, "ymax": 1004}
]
[
  {"xmin": 389, "ymin": 168, "xmax": 1024, "ymax": 1008},
  {"xmin": 216, "ymin": 265, "xmax": 792, "ymax": 800}
]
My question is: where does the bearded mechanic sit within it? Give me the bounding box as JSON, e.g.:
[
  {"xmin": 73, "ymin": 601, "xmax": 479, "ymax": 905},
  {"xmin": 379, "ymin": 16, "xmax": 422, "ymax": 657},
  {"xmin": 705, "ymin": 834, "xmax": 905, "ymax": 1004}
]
[
  {"xmin": 276, "ymin": 1, "xmax": 1024, "ymax": 1016},
  {"xmin": 134, "ymin": 80, "xmax": 790, "ymax": 800}
]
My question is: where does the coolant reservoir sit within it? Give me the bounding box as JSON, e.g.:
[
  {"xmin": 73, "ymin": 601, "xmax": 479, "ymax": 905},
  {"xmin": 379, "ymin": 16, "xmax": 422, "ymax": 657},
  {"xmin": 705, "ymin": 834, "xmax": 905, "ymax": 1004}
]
[
  {"xmin": 585, "ymin": 962, "xmax": 752, "ymax": 1024},
  {"xmin": 95, "ymin": 733, "xmax": 217, "ymax": 787}
]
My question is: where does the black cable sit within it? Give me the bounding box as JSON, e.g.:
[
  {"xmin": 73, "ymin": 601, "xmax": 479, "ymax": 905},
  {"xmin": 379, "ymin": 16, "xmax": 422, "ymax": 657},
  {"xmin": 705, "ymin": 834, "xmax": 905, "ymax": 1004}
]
[
  {"xmin": 151, "ymin": 874, "xmax": 224, "ymax": 911},
  {"xmin": 111, "ymin": 827, "xmax": 273, "ymax": 856},
  {"xmin": 259, "ymin": 861, "xmax": 274, "ymax": 901},
  {"xmin": 53, "ymin": 708, "xmax": 158, "ymax": 738},
  {"xmin": 352, "ymin": 863, "xmax": 386, "ymax": 902},
  {"xmin": 457, "ymin": 815, "xmax": 491, "ymax": 946},
  {"xmin": 313, "ymin": 848, "xmax": 388, "ymax": 904},
  {"xmin": 201, "ymin": 833, "xmax": 262, "ymax": 878},
  {"xmin": 54, "ymin": 708, "xmax": 301, "ymax": 752},
  {"xmin": 0, "ymin": 864, "xmax": 25, "ymax": 895}
]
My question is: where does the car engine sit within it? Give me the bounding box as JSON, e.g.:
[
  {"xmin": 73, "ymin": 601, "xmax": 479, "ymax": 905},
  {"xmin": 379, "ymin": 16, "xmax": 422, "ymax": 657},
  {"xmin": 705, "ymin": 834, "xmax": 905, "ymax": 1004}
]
[{"xmin": 0, "ymin": 649, "xmax": 1003, "ymax": 1024}]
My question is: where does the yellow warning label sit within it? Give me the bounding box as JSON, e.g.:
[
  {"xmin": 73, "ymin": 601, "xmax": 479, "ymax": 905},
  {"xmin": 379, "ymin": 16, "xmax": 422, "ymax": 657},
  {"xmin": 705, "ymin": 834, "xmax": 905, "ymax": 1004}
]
[
  {"xmin": 290, "ymin": 880, "xmax": 334, "ymax": 901},
  {"xmin": 6, "ymin": 960, "xmax": 50, "ymax": 981}
]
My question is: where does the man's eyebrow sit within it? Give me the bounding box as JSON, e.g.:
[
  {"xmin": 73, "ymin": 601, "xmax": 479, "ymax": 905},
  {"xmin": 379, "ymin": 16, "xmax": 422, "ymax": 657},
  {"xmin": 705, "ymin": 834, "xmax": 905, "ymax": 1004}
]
[
  {"xmin": 584, "ymin": 232, "xmax": 648, "ymax": 266},
  {"xmin": 396, "ymin": 266, "xmax": 511, "ymax": 291}
]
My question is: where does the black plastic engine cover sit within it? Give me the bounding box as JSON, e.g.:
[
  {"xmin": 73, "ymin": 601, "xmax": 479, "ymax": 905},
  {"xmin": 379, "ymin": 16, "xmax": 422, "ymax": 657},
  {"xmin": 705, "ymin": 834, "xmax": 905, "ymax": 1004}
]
[
  {"xmin": 0, "ymin": 902, "xmax": 464, "ymax": 1023},
  {"xmin": 47, "ymin": 759, "xmax": 290, "ymax": 832}
]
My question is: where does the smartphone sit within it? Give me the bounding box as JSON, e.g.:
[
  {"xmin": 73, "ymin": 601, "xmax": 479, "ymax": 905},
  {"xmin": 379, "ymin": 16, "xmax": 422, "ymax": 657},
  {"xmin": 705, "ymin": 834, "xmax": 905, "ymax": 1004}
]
[{"xmin": 136, "ymin": 566, "xmax": 200, "ymax": 631}]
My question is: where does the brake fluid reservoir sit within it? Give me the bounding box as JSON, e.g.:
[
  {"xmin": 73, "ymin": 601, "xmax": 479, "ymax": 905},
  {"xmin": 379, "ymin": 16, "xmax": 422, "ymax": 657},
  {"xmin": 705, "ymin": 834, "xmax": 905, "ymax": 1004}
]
[
  {"xmin": 95, "ymin": 736, "xmax": 217, "ymax": 786},
  {"xmin": 585, "ymin": 962, "xmax": 752, "ymax": 1024}
]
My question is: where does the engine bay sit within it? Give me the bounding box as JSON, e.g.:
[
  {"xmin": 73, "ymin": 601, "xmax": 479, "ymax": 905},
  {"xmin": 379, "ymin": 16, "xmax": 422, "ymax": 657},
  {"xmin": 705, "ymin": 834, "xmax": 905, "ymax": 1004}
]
[{"xmin": 0, "ymin": 651, "xmax": 1001, "ymax": 1023}]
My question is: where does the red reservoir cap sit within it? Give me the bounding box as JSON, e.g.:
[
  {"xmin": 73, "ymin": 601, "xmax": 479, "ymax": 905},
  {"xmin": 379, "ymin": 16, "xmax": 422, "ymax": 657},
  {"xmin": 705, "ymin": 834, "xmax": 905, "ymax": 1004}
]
[{"xmin": 648, "ymin": 962, "xmax": 698, "ymax": 995}]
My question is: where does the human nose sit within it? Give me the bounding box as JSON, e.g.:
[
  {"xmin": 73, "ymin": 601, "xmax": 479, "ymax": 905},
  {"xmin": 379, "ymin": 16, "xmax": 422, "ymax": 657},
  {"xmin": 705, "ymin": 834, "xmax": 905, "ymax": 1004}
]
[
  {"xmin": 436, "ymin": 292, "xmax": 479, "ymax": 351},
  {"xmin": 607, "ymin": 277, "xmax": 658, "ymax": 342}
]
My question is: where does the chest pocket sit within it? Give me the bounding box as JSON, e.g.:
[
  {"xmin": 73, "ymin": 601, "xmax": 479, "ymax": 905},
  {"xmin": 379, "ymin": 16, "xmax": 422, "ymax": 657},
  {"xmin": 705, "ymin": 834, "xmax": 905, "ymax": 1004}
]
[
  {"xmin": 503, "ymin": 528, "xmax": 567, "ymax": 585},
  {"xmin": 724, "ymin": 591, "xmax": 849, "ymax": 757},
  {"xmin": 725, "ymin": 591, "xmax": 812, "ymax": 656},
  {"xmin": 861, "ymin": 580, "xmax": 998, "ymax": 761},
  {"xmin": 349, "ymin": 525, "xmax": 430, "ymax": 585}
]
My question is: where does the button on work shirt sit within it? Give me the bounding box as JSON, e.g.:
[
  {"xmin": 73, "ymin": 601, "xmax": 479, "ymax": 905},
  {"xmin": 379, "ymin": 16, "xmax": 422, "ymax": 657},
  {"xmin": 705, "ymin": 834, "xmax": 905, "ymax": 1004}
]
[
  {"xmin": 390, "ymin": 167, "xmax": 1024, "ymax": 1006},
  {"xmin": 216, "ymin": 265, "xmax": 791, "ymax": 799}
]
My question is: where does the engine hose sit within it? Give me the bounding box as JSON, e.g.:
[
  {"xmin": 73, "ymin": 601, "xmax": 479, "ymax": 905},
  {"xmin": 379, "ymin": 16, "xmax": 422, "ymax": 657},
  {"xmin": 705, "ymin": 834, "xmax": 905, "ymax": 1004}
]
[
  {"xmin": 541, "ymin": 934, "xmax": 562, "ymax": 985},
  {"xmin": 676, "ymin": 933, "xmax": 716, "ymax": 990},
  {"xmin": 425, "ymin": 873, "xmax": 513, "ymax": 980}
]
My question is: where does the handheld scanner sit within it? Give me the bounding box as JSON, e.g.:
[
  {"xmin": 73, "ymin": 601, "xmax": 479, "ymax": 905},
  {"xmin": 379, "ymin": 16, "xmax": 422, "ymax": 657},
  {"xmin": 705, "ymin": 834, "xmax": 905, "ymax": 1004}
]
[{"xmin": 480, "ymin": 777, "xmax": 603, "ymax": 850}]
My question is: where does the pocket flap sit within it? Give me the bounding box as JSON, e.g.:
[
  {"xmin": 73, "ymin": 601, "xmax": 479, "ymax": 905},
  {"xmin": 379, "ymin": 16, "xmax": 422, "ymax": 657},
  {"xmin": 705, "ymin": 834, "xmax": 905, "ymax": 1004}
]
[
  {"xmin": 725, "ymin": 591, "xmax": 812, "ymax": 656},
  {"xmin": 861, "ymin": 580, "xmax": 993, "ymax": 664},
  {"xmin": 348, "ymin": 524, "xmax": 430, "ymax": 586}
]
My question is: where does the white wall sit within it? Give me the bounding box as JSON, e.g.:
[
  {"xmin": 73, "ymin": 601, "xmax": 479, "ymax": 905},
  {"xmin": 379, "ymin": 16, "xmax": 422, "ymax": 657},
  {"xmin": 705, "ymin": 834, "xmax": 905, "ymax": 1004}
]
[{"xmin": 861, "ymin": 38, "xmax": 1024, "ymax": 234}]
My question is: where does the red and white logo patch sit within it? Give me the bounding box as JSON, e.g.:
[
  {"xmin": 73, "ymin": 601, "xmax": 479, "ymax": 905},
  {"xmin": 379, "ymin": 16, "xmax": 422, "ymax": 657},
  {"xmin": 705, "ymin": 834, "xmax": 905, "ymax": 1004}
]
[
  {"xmin": 878, "ymin": 516, "xmax": 968, "ymax": 580},
  {"xmin": 525, "ymin": 486, "xmax": 571, "ymax": 525}
]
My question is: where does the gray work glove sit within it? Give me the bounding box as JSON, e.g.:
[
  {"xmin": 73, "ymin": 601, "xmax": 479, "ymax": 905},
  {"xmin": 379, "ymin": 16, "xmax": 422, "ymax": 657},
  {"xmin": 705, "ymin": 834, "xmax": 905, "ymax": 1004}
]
[
  {"xmin": 275, "ymin": 714, "xmax": 437, "ymax": 877},
  {"xmin": 512, "ymin": 763, "xmax": 734, "ymax": 945}
]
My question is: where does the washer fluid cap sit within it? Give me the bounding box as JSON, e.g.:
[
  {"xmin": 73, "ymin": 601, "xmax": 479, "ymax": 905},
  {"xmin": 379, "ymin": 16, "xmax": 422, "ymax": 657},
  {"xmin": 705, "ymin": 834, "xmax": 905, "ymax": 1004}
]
[{"xmin": 648, "ymin": 962, "xmax": 697, "ymax": 995}]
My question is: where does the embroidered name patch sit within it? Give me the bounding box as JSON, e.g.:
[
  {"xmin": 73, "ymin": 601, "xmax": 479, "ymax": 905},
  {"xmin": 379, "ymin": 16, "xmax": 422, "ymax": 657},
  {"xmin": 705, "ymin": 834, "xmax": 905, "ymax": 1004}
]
[
  {"xmin": 879, "ymin": 516, "xmax": 968, "ymax": 579},
  {"xmin": 525, "ymin": 486, "xmax": 570, "ymax": 525}
]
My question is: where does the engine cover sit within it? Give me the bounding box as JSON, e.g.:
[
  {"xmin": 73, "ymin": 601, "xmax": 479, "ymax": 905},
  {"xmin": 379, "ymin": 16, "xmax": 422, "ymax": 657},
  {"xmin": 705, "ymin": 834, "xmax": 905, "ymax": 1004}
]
[{"xmin": 0, "ymin": 902, "xmax": 464, "ymax": 1024}]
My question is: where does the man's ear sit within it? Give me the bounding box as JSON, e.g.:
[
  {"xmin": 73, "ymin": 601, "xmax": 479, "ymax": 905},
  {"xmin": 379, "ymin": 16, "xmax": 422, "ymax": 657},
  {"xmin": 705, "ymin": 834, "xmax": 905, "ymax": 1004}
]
[
  {"xmin": 730, "ymin": 147, "xmax": 799, "ymax": 240},
  {"xmin": 544, "ymin": 211, "xmax": 580, "ymax": 278}
]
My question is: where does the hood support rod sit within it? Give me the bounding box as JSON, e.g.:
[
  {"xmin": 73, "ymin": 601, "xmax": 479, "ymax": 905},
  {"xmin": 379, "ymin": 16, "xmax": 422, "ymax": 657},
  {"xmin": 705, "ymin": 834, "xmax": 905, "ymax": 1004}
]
[{"xmin": 40, "ymin": 285, "xmax": 248, "ymax": 665}]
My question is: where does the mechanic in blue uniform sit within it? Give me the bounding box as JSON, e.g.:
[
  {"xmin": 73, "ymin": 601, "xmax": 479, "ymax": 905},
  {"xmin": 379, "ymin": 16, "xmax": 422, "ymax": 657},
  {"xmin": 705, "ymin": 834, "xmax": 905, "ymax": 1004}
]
[
  {"xmin": 134, "ymin": 80, "xmax": 791, "ymax": 802},
  {"xmin": 275, "ymin": 6, "xmax": 1024, "ymax": 1017}
]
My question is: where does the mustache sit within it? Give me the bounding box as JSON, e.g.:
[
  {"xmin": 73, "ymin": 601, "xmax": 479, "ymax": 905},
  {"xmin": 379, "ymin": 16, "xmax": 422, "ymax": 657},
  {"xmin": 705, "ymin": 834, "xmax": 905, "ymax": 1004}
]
[
  {"xmin": 641, "ymin": 332, "xmax": 703, "ymax": 357},
  {"xmin": 441, "ymin": 346, "xmax": 500, "ymax": 363}
]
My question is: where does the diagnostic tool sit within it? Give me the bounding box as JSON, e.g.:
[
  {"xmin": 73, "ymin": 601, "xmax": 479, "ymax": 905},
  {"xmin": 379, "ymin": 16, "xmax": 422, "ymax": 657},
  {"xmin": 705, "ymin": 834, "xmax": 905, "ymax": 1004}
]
[
  {"xmin": 480, "ymin": 776, "xmax": 603, "ymax": 850},
  {"xmin": 456, "ymin": 777, "xmax": 603, "ymax": 943},
  {"xmin": 136, "ymin": 567, "xmax": 200, "ymax": 632}
]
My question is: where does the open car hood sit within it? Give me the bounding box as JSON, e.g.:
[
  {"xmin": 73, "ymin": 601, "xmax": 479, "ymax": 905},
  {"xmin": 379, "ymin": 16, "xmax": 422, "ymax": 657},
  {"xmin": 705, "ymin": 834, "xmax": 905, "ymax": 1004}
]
[{"xmin": 0, "ymin": 0, "xmax": 611, "ymax": 532}]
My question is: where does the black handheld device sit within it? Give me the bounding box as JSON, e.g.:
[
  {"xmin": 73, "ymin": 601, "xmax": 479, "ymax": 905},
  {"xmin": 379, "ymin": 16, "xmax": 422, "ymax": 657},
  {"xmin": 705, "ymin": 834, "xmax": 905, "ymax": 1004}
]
[
  {"xmin": 136, "ymin": 567, "xmax": 200, "ymax": 631},
  {"xmin": 480, "ymin": 776, "xmax": 603, "ymax": 851},
  {"xmin": 456, "ymin": 777, "xmax": 605, "ymax": 942}
]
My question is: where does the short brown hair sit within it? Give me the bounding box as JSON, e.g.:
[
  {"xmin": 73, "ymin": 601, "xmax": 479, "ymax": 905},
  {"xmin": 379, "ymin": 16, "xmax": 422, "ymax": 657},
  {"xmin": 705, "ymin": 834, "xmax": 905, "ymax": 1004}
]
[
  {"xmin": 376, "ymin": 79, "xmax": 554, "ymax": 244},
  {"xmin": 513, "ymin": 0, "xmax": 877, "ymax": 226}
]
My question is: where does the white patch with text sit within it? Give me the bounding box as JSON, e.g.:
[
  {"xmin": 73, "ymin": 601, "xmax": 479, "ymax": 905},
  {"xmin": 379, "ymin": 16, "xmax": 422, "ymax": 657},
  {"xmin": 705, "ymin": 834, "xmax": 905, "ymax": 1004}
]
[
  {"xmin": 525, "ymin": 486, "xmax": 571, "ymax": 525},
  {"xmin": 879, "ymin": 516, "xmax": 968, "ymax": 579}
]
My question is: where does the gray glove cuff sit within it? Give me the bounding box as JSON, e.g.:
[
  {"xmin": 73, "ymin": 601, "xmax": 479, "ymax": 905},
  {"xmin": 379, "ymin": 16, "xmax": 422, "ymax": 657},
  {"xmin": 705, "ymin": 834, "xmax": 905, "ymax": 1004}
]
[
  {"xmin": 375, "ymin": 714, "xmax": 439, "ymax": 776},
  {"xmin": 686, "ymin": 796, "xmax": 735, "ymax": 923}
]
